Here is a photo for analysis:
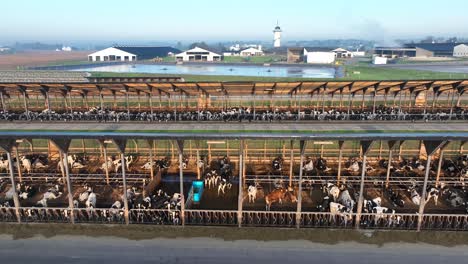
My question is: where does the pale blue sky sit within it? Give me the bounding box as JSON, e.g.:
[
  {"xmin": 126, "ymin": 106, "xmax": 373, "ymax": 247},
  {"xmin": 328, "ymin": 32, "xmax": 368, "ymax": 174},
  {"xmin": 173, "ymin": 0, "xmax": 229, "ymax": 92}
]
[{"xmin": 1, "ymin": 0, "xmax": 467, "ymax": 43}]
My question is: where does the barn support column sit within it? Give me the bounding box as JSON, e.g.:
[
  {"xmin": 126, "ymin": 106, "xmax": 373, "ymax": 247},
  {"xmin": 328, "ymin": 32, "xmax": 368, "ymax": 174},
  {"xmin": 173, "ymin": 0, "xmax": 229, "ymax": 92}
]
[
  {"xmin": 112, "ymin": 139, "xmax": 129, "ymax": 225},
  {"xmin": 355, "ymin": 141, "xmax": 374, "ymax": 229},
  {"xmin": 98, "ymin": 140, "xmax": 110, "ymax": 184},
  {"xmin": 67, "ymin": 90, "xmax": 73, "ymax": 113},
  {"xmin": 22, "ymin": 90, "xmax": 30, "ymax": 120},
  {"xmin": 339, "ymin": 90, "xmax": 344, "ymax": 109},
  {"xmin": 81, "ymin": 139, "xmax": 86, "ymax": 154},
  {"xmin": 448, "ymin": 90, "xmax": 457, "ymax": 120},
  {"xmin": 417, "ymin": 141, "xmax": 448, "ymax": 232},
  {"xmin": 435, "ymin": 142, "xmax": 450, "ymax": 186},
  {"xmin": 377, "ymin": 140, "xmax": 383, "ymax": 160},
  {"xmin": 346, "ymin": 92, "xmax": 352, "ymax": 120},
  {"xmin": 398, "ymin": 90, "xmax": 403, "ymax": 118},
  {"xmin": 14, "ymin": 145, "xmax": 23, "ymax": 183},
  {"xmin": 99, "ymin": 91, "xmax": 104, "ymax": 110},
  {"xmin": 296, "ymin": 140, "xmax": 306, "ymax": 228},
  {"xmin": 436, "ymin": 150, "xmax": 444, "ymax": 185},
  {"xmin": 147, "ymin": 140, "xmax": 155, "ymax": 180},
  {"xmin": 336, "ymin": 141, "xmax": 345, "ymax": 185},
  {"xmin": 237, "ymin": 140, "xmax": 244, "ymax": 227},
  {"xmin": 460, "ymin": 141, "xmax": 467, "ymax": 155},
  {"xmin": 289, "ymin": 140, "xmax": 294, "ymax": 188},
  {"xmin": 0, "ymin": 91, "xmax": 7, "ymax": 112},
  {"xmin": 321, "ymin": 88, "xmax": 326, "ymax": 113},
  {"xmin": 45, "ymin": 91, "xmax": 51, "ymax": 111},
  {"xmin": 196, "ymin": 149, "xmax": 201, "ymax": 180},
  {"xmin": 385, "ymin": 141, "xmax": 398, "ymax": 189},
  {"xmin": 372, "ymin": 91, "xmax": 377, "ymax": 114},
  {"xmin": 148, "ymin": 93, "xmax": 154, "ymax": 116},
  {"xmin": 297, "ymin": 93, "xmax": 302, "ymax": 120},
  {"xmin": 50, "ymin": 139, "xmax": 74, "ymax": 224},
  {"xmin": 361, "ymin": 89, "xmax": 366, "ymax": 110},
  {"xmin": 175, "ymin": 140, "xmax": 186, "ymax": 226},
  {"xmin": 0, "ymin": 139, "xmax": 21, "ymax": 223},
  {"xmin": 84, "ymin": 94, "xmax": 89, "ymax": 110},
  {"xmin": 398, "ymin": 142, "xmax": 404, "ymax": 160},
  {"xmin": 125, "ymin": 90, "xmax": 130, "ymax": 117}
]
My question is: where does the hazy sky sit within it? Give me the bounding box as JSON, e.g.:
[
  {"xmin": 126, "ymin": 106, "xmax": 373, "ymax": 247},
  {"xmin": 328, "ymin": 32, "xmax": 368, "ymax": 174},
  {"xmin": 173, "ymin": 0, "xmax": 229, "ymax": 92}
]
[{"xmin": 1, "ymin": 0, "xmax": 468, "ymax": 44}]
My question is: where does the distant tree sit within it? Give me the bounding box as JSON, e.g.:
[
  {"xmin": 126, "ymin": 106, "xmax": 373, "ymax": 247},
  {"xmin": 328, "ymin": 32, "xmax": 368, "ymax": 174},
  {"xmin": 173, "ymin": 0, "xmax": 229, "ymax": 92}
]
[
  {"xmin": 447, "ymin": 37, "xmax": 458, "ymax": 43},
  {"xmin": 189, "ymin": 42, "xmax": 211, "ymax": 50},
  {"xmin": 420, "ymin": 36, "xmax": 435, "ymax": 43}
]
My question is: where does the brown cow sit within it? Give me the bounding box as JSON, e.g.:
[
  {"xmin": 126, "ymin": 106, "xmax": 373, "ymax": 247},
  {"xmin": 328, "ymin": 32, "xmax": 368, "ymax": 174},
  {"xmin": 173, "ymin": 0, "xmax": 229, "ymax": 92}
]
[{"xmin": 265, "ymin": 188, "xmax": 297, "ymax": 211}]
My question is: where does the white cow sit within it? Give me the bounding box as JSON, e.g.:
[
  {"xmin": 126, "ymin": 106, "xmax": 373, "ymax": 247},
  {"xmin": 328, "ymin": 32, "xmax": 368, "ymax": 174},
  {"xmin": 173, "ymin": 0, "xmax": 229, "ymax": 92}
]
[
  {"xmin": 0, "ymin": 159, "xmax": 9, "ymax": 172},
  {"xmin": 373, "ymin": 206, "xmax": 396, "ymax": 223},
  {"xmin": 101, "ymin": 157, "xmax": 113, "ymax": 171},
  {"xmin": 324, "ymin": 183, "xmax": 340, "ymax": 202},
  {"xmin": 20, "ymin": 156, "xmax": 32, "ymax": 173},
  {"xmin": 247, "ymin": 185, "xmax": 257, "ymax": 203},
  {"xmin": 36, "ymin": 190, "xmax": 62, "ymax": 207},
  {"xmin": 85, "ymin": 192, "xmax": 97, "ymax": 208},
  {"xmin": 348, "ymin": 161, "xmax": 360, "ymax": 172},
  {"xmin": 426, "ymin": 187, "xmax": 440, "ymax": 206},
  {"xmin": 32, "ymin": 158, "xmax": 47, "ymax": 169},
  {"xmin": 409, "ymin": 187, "xmax": 421, "ymax": 206},
  {"xmin": 140, "ymin": 160, "xmax": 154, "ymax": 170},
  {"xmin": 303, "ymin": 159, "xmax": 314, "ymax": 172}
]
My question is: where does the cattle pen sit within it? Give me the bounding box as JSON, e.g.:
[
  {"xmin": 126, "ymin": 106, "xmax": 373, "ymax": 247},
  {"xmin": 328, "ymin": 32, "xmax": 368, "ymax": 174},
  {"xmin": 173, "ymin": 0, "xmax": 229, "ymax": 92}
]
[{"xmin": 1, "ymin": 131, "xmax": 468, "ymax": 232}]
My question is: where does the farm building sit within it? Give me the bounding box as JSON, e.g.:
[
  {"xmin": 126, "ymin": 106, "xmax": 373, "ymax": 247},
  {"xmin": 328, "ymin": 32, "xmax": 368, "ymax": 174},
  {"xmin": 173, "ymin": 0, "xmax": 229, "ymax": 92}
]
[
  {"xmin": 372, "ymin": 56, "xmax": 388, "ymax": 65},
  {"xmin": 332, "ymin": 48, "xmax": 354, "ymax": 58},
  {"xmin": 88, "ymin": 46, "xmax": 181, "ymax": 62},
  {"xmin": 374, "ymin": 43, "xmax": 468, "ymax": 58},
  {"xmin": 374, "ymin": 47, "xmax": 417, "ymax": 58},
  {"xmin": 175, "ymin": 47, "xmax": 222, "ymax": 62},
  {"xmin": 304, "ymin": 48, "xmax": 335, "ymax": 64},
  {"xmin": 287, "ymin": 47, "xmax": 356, "ymax": 63},
  {"xmin": 240, "ymin": 47, "xmax": 264, "ymax": 56},
  {"xmin": 454, "ymin": 44, "xmax": 468, "ymax": 57}
]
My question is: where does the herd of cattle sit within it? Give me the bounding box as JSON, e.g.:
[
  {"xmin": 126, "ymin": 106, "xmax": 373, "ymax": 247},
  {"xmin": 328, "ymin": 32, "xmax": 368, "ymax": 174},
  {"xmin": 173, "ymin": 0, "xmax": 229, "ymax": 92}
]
[
  {"xmin": 0, "ymin": 106, "xmax": 467, "ymax": 122},
  {"xmin": 244, "ymin": 154, "xmax": 468, "ymax": 222},
  {"xmin": 1, "ymin": 151, "xmax": 468, "ymax": 225}
]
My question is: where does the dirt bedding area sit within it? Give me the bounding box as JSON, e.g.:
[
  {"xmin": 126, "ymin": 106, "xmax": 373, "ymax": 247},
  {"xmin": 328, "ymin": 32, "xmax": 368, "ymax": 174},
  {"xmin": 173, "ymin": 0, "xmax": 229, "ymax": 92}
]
[{"xmin": 0, "ymin": 51, "xmax": 90, "ymax": 70}]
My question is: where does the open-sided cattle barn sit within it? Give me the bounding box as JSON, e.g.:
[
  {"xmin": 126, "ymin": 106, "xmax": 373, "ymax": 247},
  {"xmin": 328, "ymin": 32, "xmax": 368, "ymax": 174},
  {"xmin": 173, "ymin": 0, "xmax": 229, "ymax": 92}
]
[
  {"xmin": 0, "ymin": 79, "xmax": 467, "ymax": 121},
  {"xmin": 1, "ymin": 131, "xmax": 468, "ymax": 231}
]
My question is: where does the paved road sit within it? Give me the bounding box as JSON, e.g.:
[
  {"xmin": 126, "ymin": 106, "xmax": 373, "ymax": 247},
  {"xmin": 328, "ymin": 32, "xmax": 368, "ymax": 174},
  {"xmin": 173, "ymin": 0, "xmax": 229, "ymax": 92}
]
[
  {"xmin": 0, "ymin": 121, "xmax": 467, "ymax": 132},
  {"xmin": 0, "ymin": 235, "xmax": 467, "ymax": 264}
]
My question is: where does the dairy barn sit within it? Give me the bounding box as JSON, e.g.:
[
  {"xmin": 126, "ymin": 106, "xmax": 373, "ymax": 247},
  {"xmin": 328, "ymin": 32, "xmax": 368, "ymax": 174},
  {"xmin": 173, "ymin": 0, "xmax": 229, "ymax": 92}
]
[
  {"xmin": 0, "ymin": 72, "xmax": 467, "ymax": 231},
  {"xmin": 88, "ymin": 46, "xmax": 181, "ymax": 62}
]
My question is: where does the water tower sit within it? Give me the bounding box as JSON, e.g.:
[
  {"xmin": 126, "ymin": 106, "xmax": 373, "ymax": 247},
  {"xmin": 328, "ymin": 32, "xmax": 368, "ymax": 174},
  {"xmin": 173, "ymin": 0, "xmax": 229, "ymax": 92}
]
[{"xmin": 273, "ymin": 21, "xmax": 282, "ymax": 48}]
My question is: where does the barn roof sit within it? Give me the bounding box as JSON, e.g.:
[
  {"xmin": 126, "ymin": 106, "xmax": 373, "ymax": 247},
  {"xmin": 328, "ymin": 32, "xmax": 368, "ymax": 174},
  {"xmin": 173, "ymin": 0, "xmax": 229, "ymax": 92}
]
[{"xmin": 114, "ymin": 46, "xmax": 181, "ymax": 59}]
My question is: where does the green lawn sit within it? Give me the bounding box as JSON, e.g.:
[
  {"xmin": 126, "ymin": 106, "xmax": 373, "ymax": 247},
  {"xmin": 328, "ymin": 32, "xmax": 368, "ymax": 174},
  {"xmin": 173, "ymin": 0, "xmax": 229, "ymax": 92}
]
[
  {"xmin": 222, "ymin": 55, "xmax": 285, "ymax": 64},
  {"xmin": 341, "ymin": 65, "xmax": 467, "ymax": 80}
]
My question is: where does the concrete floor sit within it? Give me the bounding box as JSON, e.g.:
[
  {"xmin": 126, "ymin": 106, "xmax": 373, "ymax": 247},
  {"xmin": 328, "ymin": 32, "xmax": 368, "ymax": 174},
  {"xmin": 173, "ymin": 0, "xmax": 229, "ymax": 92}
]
[
  {"xmin": 1, "ymin": 121, "xmax": 467, "ymax": 132},
  {"xmin": 1, "ymin": 234, "xmax": 467, "ymax": 264}
]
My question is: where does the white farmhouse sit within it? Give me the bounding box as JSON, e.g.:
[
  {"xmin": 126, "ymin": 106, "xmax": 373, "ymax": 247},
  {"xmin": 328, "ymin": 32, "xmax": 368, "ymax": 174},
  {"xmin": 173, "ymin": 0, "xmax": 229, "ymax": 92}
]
[
  {"xmin": 175, "ymin": 47, "xmax": 222, "ymax": 62},
  {"xmin": 332, "ymin": 48, "xmax": 354, "ymax": 58}
]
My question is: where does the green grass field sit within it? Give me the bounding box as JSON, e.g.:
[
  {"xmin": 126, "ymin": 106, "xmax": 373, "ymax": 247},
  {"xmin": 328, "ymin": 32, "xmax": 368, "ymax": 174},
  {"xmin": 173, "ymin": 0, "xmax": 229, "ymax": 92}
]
[
  {"xmin": 342, "ymin": 65, "xmax": 467, "ymax": 80},
  {"xmin": 222, "ymin": 55, "xmax": 286, "ymax": 64}
]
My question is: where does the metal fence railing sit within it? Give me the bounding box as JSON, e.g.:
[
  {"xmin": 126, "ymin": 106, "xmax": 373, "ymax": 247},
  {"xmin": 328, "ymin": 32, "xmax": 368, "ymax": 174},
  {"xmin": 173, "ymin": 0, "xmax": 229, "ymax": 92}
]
[{"xmin": 2, "ymin": 207, "xmax": 468, "ymax": 231}]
